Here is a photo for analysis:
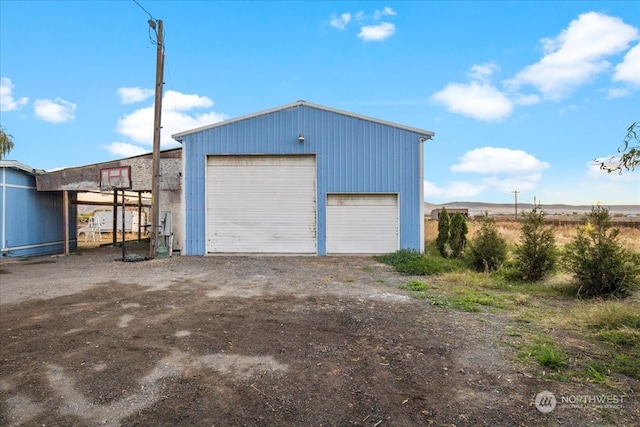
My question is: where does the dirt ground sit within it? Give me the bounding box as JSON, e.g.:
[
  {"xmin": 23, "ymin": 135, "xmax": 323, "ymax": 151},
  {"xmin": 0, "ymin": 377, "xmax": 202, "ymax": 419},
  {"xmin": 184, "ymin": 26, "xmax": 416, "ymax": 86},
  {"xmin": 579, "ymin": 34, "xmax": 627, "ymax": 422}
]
[{"xmin": 0, "ymin": 242, "xmax": 637, "ymax": 426}]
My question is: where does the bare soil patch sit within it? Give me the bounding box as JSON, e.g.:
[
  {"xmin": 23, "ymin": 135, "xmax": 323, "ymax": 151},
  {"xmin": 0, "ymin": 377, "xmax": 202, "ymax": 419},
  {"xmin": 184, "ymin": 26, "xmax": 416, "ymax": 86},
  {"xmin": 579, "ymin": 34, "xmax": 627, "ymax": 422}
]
[{"xmin": 1, "ymin": 243, "xmax": 636, "ymax": 426}]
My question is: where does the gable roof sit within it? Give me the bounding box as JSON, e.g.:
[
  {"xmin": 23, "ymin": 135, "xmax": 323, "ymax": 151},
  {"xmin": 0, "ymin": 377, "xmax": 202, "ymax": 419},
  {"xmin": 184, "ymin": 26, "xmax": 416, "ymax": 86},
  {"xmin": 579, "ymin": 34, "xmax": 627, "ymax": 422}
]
[
  {"xmin": 0, "ymin": 160, "xmax": 44, "ymax": 175},
  {"xmin": 172, "ymin": 100, "xmax": 435, "ymax": 141}
]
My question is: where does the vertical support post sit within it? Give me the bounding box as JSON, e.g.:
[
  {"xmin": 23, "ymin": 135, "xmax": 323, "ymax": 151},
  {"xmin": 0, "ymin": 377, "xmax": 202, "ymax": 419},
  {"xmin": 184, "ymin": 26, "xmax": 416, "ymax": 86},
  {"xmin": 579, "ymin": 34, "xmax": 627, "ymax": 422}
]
[
  {"xmin": 62, "ymin": 190, "xmax": 69, "ymax": 255},
  {"xmin": 418, "ymin": 136, "xmax": 426, "ymax": 253},
  {"xmin": 137, "ymin": 192, "xmax": 142, "ymax": 242},
  {"xmin": 150, "ymin": 19, "xmax": 164, "ymax": 258},
  {"xmin": 112, "ymin": 189, "xmax": 118, "ymax": 246},
  {"xmin": 511, "ymin": 190, "xmax": 520, "ymax": 222},
  {"xmin": 122, "ymin": 190, "xmax": 126, "ymax": 260}
]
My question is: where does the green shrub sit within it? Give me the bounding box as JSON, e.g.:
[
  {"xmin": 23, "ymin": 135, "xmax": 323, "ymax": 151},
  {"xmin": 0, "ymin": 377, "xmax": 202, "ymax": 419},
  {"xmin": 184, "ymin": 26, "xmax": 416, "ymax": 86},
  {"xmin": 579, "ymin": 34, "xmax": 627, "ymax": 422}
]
[
  {"xmin": 449, "ymin": 213, "xmax": 468, "ymax": 258},
  {"xmin": 467, "ymin": 213, "xmax": 507, "ymax": 273},
  {"xmin": 395, "ymin": 257, "xmax": 446, "ymax": 275},
  {"xmin": 562, "ymin": 205, "xmax": 640, "ymax": 298},
  {"xmin": 376, "ymin": 249, "xmax": 424, "ymax": 266},
  {"xmin": 377, "ymin": 249, "xmax": 465, "ymax": 276},
  {"xmin": 513, "ymin": 205, "xmax": 557, "ymax": 281},
  {"xmin": 403, "ymin": 280, "xmax": 429, "ymax": 291},
  {"xmin": 436, "ymin": 208, "xmax": 451, "ymax": 258},
  {"xmin": 533, "ymin": 345, "xmax": 567, "ymax": 368}
]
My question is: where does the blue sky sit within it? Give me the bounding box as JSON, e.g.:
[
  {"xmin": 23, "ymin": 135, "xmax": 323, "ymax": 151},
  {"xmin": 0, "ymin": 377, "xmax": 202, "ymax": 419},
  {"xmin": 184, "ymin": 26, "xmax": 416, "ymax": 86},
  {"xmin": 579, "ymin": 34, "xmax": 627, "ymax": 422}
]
[{"xmin": 1, "ymin": 0, "xmax": 638, "ymax": 205}]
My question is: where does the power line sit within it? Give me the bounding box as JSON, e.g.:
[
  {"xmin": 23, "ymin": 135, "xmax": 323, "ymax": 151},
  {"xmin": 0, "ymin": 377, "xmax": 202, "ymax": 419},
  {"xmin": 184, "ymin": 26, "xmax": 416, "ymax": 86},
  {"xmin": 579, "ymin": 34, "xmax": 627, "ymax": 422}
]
[
  {"xmin": 163, "ymin": 54, "xmax": 183, "ymax": 134},
  {"xmin": 132, "ymin": 0, "xmax": 159, "ymax": 45},
  {"xmin": 132, "ymin": 0, "xmax": 154, "ymax": 21}
]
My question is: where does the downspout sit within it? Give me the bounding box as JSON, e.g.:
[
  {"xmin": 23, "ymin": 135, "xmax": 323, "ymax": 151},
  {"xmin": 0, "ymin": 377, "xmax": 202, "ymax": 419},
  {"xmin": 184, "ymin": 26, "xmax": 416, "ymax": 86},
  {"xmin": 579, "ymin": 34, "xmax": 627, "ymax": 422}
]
[{"xmin": 419, "ymin": 135, "xmax": 433, "ymax": 253}]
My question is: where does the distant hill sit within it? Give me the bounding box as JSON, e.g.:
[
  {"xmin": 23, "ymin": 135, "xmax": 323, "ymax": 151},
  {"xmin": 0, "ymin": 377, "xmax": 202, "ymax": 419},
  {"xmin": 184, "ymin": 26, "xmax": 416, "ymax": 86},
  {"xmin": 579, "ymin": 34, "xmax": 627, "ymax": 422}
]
[{"xmin": 425, "ymin": 202, "xmax": 640, "ymax": 217}]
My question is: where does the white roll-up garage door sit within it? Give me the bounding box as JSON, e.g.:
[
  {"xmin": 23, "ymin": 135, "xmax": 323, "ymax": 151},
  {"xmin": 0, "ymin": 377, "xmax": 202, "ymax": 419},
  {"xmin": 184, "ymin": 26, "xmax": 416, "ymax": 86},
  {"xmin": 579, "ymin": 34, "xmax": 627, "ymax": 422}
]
[
  {"xmin": 206, "ymin": 155, "xmax": 317, "ymax": 253},
  {"xmin": 326, "ymin": 194, "xmax": 399, "ymax": 254}
]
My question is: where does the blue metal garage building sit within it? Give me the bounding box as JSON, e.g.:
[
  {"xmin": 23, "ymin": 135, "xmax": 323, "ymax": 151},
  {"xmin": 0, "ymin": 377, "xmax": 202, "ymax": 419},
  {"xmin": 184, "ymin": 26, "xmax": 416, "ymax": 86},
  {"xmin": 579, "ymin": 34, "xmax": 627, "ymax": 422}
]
[
  {"xmin": 1, "ymin": 161, "xmax": 77, "ymax": 257},
  {"xmin": 173, "ymin": 101, "xmax": 434, "ymax": 256}
]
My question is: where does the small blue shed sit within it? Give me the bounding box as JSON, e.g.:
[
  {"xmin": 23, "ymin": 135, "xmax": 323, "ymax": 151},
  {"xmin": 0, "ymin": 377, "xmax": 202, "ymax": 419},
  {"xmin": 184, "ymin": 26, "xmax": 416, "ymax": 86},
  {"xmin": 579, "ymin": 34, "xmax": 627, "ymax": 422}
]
[
  {"xmin": 173, "ymin": 101, "xmax": 434, "ymax": 256},
  {"xmin": 0, "ymin": 160, "xmax": 77, "ymax": 257}
]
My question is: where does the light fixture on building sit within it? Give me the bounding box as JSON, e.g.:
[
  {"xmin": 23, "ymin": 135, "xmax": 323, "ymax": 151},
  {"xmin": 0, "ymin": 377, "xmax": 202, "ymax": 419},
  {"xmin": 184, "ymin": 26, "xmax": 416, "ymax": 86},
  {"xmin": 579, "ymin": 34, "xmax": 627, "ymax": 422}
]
[{"xmin": 298, "ymin": 133, "xmax": 305, "ymax": 143}]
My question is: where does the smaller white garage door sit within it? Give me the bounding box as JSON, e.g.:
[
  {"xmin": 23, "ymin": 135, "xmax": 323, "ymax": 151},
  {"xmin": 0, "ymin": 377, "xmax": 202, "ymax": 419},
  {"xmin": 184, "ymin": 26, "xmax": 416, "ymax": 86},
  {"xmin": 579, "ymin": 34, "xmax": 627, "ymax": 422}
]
[{"xmin": 326, "ymin": 194, "xmax": 399, "ymax": 254}]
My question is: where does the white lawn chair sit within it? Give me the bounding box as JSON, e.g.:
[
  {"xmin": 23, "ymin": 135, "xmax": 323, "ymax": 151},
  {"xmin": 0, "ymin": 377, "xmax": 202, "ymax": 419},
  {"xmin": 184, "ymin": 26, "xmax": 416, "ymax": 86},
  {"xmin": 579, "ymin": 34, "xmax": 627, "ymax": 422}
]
[{"xmin": 78, "ymin": 216, "xmax": 102, "ymax": 242}]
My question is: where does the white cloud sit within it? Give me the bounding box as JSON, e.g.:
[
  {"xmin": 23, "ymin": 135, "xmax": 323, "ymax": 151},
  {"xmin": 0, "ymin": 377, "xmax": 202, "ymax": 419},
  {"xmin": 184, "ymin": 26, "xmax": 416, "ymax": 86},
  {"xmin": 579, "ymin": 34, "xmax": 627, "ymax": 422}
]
[
  {"xmin": 424, "ymin": 180, "xmax": 486, "ymax": 200},
  {"xmin": 103, "ymin": 141, "xmax": 149, "ymax": 158},
  {"xmin": 329, "ymin": 13, "xmax": 352, "ymax": 30},
  {"xmin": 589, "ymin": 156, "xmax": 637, "ymax": 180},
  {"xmin": 0, "ymin": 77, "xmax": 28, "ymax": 112},
  {"xmin": 115, "ymin": 90, "xmax": 227, "ymax": 147},
  {"xmin": 505, "ymin": 12, "xmax": 639, "ymax": 99},
  {"xmin": 33, "ymin": 98, "xmax": 76, "ymax": 123},
  {"xmin": 606, "ymin": 87, "xmax": 631, "ymax": 99},
  {"xmin": 614, "ymin": 42, "xmax": 640, "ymax": 86},
  {"xmin": 577, "ymin": 159, "xmax": 638, "ymax": 203},
  {"xmin": 358, "ymin": 22, "xmax": 396, "ymax": 41},
  {"xmin": 513, "ymin": 93, "xmax": 541, "ymax": 106},
  {"xmin": 452, "ymin": 147, "xmax": 550, "ymax": 174},
  {"xmin": 431, "ymin": 81, "xmax": 513, "ymax": 121},
  {"xmin": 118, "ymin": 87, "xmax": 154, "ymax": 104},
  {"xmin": 435, "ymin": 147, "xmax": 549, "ymax": 199},
  {"xmin": 328, "ymin": 7, "xmax": 397, "ymax": 41},
  {"xmin": 558, "ymin": 104, "xmax": 578, "ymax": 116},
  {"xmin": 165, "ymin": 90, "xmax": 214, "ymax": 111},
  {"xmin": 469, "ymin": 63, "xmax": 498, "ymax": 83},
  {"xmin": 424, "ymin": 174, "xmax": 545, "ymax": 201},
  {"xmin": 481, "ymin": 173, "xmax": 543, "ymax": 193},
  {"xmin": 373, "ymin": 7, "xmax": 396, "ymax": 20}
]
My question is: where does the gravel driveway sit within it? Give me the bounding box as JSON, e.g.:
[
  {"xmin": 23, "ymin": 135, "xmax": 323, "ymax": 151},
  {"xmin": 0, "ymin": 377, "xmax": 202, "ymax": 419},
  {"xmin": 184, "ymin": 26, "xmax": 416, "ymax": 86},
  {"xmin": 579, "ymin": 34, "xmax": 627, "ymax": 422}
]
[{"xmin": 0, "ymin": 242, "xmax": 633, "ymax": 426}]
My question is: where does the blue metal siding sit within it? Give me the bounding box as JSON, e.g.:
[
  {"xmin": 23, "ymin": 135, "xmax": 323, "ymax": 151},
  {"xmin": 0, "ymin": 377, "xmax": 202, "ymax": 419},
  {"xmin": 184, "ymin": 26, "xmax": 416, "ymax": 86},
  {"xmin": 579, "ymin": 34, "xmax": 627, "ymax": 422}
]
[
  {"xmin": 1, "ymin": 166, "xmax": 76, "ymax": 257},
  {"xmin": 182, "ymin": 104, "xmax": 424, "ymax": 255}
]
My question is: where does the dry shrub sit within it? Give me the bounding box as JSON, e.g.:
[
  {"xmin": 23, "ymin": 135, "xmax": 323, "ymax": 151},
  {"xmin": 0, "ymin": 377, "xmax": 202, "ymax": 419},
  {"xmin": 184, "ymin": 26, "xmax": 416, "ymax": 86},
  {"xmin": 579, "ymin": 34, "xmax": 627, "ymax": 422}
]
[{"xmin": 425, "ymin": 219, "xmax": 640, "ymax": 252}]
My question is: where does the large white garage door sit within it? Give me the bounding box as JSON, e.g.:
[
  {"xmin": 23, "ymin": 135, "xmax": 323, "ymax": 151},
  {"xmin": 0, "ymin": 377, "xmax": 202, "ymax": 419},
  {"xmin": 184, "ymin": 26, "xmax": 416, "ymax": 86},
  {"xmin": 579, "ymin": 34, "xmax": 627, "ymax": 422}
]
[
  {"xmin": 326, "ymin": 194, "xmax": 399, "ymax": 254},
  {"xmin": 206, "ymin": 155, "xmax": 316, "ymax": 253}
]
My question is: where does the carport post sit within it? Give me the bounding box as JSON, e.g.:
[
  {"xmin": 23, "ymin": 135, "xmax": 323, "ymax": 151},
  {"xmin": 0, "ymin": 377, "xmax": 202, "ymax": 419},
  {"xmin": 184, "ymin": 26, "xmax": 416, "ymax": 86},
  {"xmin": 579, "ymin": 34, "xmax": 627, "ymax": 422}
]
[{"xmin": 63, "ymin": 190, "xmax": 69, "ymax": 255}]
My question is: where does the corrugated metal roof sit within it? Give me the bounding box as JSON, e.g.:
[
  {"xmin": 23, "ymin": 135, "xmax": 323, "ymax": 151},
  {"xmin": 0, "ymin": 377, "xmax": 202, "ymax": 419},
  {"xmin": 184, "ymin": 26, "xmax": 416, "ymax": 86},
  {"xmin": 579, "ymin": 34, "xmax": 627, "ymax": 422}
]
[{"xmin": 172, "ymin": 100, "xmax": 435, "ymax": 140}]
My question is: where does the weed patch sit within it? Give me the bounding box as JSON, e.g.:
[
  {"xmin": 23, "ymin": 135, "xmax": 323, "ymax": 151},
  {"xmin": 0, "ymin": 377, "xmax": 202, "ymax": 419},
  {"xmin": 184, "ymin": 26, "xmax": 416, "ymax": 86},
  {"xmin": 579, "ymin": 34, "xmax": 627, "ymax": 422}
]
[
  {"xmin": 572, "ymin": 301, "xmax": 640, "ymax": 330},
  {"xmin": 400, "ymin": 280, "xmax": 506, "ymax": 312},
  {"xmin": 598, "ymin": 328, "xmax": 640, "ymax": 346},
  {"xmin": 518, "ymin": 337, "xmax": 567, "ymax": 370},
  {"xmin": 402, "ymin": 280, "xmax": 429, "ymax": 292},
  {"xmin": 377, "ymin": 249, "xmax": 466, "ymax": 276}
]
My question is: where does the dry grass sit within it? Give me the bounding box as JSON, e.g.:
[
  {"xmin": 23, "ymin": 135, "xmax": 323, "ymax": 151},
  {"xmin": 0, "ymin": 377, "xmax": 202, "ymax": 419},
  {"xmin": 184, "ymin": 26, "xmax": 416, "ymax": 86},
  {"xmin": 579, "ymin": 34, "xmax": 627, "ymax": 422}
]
[
  {"xmin": 425, "ymin": 219, "xmax": 640, "ymax": 252},
  {"xmin": 422, "ymin": 217, "xmax": 640, "ymax": 387}
]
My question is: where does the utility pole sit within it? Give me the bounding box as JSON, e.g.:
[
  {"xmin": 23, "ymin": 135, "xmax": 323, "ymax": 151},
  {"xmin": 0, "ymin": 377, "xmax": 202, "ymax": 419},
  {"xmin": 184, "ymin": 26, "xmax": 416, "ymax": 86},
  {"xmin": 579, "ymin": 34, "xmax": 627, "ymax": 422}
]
[
  {"xmin": 149, "ymin": 19, "xmax": 164, "ymax": 258},
  {"xmin": 511, "ymin": 190, "xmax": 520, "ymax": 222}
]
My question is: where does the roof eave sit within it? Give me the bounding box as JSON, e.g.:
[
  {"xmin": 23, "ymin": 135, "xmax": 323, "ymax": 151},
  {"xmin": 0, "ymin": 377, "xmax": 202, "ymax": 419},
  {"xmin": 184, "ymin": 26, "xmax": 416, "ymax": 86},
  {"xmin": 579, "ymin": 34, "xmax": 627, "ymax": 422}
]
[
  {"xmin": 172, "ymin": 100, "xmax": 435, "ymax": 141},
  {"xmin": 0, "ymin": 160, "xmax": 44, "ymax": 175}
]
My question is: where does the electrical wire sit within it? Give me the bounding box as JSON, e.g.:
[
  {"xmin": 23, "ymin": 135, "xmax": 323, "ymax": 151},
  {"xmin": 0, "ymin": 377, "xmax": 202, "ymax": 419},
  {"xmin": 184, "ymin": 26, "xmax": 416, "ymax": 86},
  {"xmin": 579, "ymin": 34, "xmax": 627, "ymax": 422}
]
[
  {"xmin": 163, "ymin": 53, "xmax": 183, "ymax": 136},
  {"xmin": 132, "ymin": 0, "xmax": 180, "ymax": 141},
  {"xmin": 132, "ymin": 0, "xmax": 154, "ymax": 21},
  {"xmin": 132, "ymin": 0, "xmax": 159, "ymax": 45}
]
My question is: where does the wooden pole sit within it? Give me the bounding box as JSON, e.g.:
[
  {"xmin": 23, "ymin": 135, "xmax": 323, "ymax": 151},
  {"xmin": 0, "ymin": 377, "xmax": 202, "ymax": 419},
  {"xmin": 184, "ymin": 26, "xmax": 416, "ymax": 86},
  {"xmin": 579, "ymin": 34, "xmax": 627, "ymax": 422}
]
[
  {"xmin": 138, "ymin": 192, "xmax": 142, "ymax": 242},
  {"xmin": 150, "ymin": 19, "xmax": 164, "ymax": 258},
  {"xmin": 62, "ymin": 190, "xmax": 69, "ymax": 255},
  {"xmin": 511, "ymin": 190, "xmax": 520, "ymax": 222}
]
